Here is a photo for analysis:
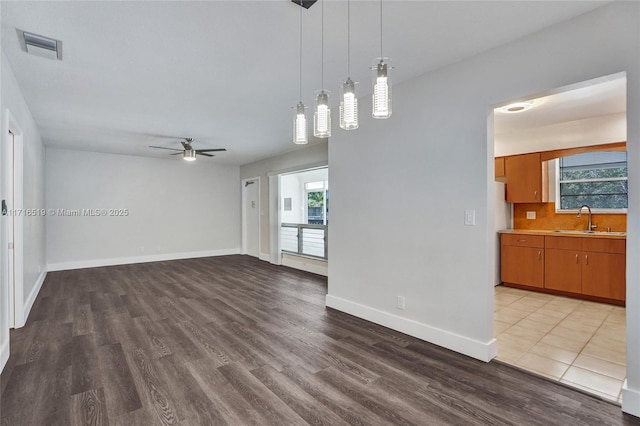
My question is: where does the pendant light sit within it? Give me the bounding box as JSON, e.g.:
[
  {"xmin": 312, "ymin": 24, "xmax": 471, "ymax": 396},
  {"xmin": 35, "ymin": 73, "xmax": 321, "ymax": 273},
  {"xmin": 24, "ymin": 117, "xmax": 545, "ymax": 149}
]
[
  {"xmin": 372, "ymin": 0, "xmax": 391, "ymax": 119},
  {"xmin": 339, "ymin": 0, "xmax": 358, "ymax": 130},
  {"xmin": 314, "ymin": 0, "xmax": 331, "ymax": 138},
  {"xmin": 293, "ymin": 1, "xmax": 308, "ymax": 144}
]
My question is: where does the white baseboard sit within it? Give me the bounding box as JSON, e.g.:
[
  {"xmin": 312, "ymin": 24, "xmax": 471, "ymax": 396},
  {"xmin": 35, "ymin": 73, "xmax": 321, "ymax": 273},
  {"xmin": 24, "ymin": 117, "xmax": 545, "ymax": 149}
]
[
  {"xmin": 325, "ymin": 294, "xmax": 497, "ymax": 362},
  {"xmin": 622, "ymin": 380, "xmax": 640, "ymax": 417},
  {"xmin": 20, "ymin": 270, "xmax": 48, "ymax": 326},
  {"xmin": 47, "ymin": 248, "xmax": 241, "ymax": 272},
  {"xmin": 0, "ymin": 337, "xmax": 9, "ymax": 374},
  {"xmin": 282, "ymin": 255, "xmax": 328, "ymax": 276},
  {"xmin": 259, "ymin": 252, "xmax": 271, "ymax": 262}
]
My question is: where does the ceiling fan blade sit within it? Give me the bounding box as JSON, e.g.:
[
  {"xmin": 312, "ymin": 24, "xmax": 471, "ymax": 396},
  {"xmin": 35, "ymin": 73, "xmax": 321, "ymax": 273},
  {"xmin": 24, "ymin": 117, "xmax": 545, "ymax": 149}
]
[
  {"xmin": 196, "ymin": 148, "xmax": 227, "ymax": 153},
  {"xmin": 149, "ymin": 145, "xmax": 182, "ymax": 151},
  {"xmin": 170, "ymin": 152, "xmax": 183, "ymax": 155},
  {"xmin": 198, "ymin": 153, "xmax": 214, "ymax": 157}
]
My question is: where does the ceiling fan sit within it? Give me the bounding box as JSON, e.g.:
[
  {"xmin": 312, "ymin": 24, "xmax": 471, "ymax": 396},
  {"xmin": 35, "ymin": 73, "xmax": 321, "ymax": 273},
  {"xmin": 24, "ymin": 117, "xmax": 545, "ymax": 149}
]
[{"xmin": 149, "ymin": 138, "xmax": 226, "ymax": 161}]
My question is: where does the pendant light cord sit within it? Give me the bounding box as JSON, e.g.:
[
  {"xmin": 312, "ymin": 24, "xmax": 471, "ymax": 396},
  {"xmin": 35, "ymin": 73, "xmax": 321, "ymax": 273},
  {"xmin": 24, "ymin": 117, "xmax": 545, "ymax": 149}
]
[
  {"xmin": 299, "ymin": 2, "xmax": 303, "ymax": 101},
  {"xmin": 380, "ymin": 0, "xmax": 383, "ymax": 58},
  {"xmin": 347, "ymin": 0, "xmax": 351, "ymax": 76},
  {"xmin": 321, "ymin": 0, "xmax": 324, "ymax": 89}
]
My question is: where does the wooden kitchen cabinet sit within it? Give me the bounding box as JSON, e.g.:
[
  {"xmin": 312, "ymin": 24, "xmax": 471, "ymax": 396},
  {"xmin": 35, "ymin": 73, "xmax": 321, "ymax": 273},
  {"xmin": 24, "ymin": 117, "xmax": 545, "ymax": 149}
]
[
  {"xmin": 501, "ymin": 234, "xmax": 544, "ymax": 288},
  {"xmin": 500, "ymin": 232, "xmax": 626, "ymax": 305},
  {"xmin": 581, "ymin": 239, "xmax": 626, "ymax": 301},
  {"xmin": 544, "ymin": 248, "xmax": 582, "ymax": 293},
  {"xmin": 505, "ymin": 153, "xmax": 543, "ymax": 203},
  {"xmin": 544, "ymin": 236, "xmax": 626, "ymax": 302},
  {"xmin": 495, "ymin": 157, "xmax": 506, "ymax": 181}
]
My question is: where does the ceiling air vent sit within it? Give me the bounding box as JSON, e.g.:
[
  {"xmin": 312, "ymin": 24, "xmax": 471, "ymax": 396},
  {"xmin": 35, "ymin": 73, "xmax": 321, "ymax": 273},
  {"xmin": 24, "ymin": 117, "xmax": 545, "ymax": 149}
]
[{"xmin": 17, "ymin": 29, "xmax": 62, "ymax": 60}]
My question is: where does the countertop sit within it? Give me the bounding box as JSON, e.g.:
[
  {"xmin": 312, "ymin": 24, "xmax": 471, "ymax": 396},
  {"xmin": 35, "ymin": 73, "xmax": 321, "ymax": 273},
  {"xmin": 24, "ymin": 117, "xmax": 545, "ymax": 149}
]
[{"xmin": 499, "ymin": 229, "xmax": 626, "ymax": 240}]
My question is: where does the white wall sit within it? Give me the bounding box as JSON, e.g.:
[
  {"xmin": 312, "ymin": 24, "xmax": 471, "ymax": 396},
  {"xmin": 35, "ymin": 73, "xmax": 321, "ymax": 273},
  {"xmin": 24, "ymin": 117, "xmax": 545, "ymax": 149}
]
[
  {"xmin": 327, "ymin": 2, "xmax": 640, "ymax": 416},
  {"xmin": 495, "ymin": 112, "xmax": 626, "ymax": 156},
  {"xmin": 281, "ymin": 173, "xmax": 303, "ymax": 224},
  {"xmin": 240, "ymin": 141, "xmax": 328, "ymax": 258},
  {"xmin": 0, "ymin": 52, "xmax": 47, "ymax": 369},
  {"xmin": 46, "ymin": 148, "xmax": 240, "ymax": 269}
]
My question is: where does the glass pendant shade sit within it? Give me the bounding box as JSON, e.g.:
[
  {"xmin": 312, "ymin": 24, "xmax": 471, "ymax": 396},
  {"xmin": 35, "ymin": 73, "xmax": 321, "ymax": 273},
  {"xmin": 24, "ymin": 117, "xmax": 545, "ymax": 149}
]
[
  {"xmin": 314, "ymin": 91, "xmax": 331, "ymax": 138},
  {"xmin": 293, "ymin": 102, "xmax": 308, "ymax": 145},
  {"xmin": 339, "ymin": 77, "xmax": 358, "ymax": 130},
  {"xmin": 372, "ymin": 59, "xmax": 392, "ymax": 119},
  {"xmin": 183, "ymin": 149, "xmax": 197, "ymax": 161}
]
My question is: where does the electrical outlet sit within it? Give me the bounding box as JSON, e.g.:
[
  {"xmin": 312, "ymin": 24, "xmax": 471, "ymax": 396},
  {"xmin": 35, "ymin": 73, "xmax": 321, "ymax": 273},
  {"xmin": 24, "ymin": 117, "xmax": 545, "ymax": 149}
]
[
  {"xmin": 397, "ymin": 296, "xmax": 406, "ymax": 310},
  {"xmin": 526, "ymin": 211, "xmax": 536, "ymax": 220},
  {"xmin": 464, "ymin": 209, "xmax": 476, "ymax": 226},
  {"xmin": 139, "ymin": 246, "xmax": 145, "ymax": 254}
]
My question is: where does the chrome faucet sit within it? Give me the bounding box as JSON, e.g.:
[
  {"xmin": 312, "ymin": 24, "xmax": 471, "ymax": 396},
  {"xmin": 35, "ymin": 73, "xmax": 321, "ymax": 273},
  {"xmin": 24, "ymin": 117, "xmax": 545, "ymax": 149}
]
[{"xmin": 576, "ymin": 205, "xmax": 596, "ymax": 232}]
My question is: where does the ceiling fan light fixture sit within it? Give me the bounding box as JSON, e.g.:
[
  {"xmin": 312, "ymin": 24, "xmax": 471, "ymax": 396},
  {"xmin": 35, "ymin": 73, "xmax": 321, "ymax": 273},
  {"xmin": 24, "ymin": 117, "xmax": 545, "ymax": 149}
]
[{"xmin": 183, "ymin": 149, "xmax": 197, "ymax": 161}]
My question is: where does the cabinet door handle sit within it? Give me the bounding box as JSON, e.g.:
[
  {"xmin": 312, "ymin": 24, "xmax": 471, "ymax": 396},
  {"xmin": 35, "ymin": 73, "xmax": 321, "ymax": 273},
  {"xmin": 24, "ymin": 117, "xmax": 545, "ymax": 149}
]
[
  {"xmin": 534, "ymin": 190, "xmax": 538, "ymax": 200},
  {"xmin": 585, "ymin": 255, "xmax": 588, "ymax": 265},
  {"xmin": 537, "ymin": 251, "xmax": 541, "ymax": 261},
  {"xmin": 575, "ymin": 254, "xmax": 579, "ymax": 264}
]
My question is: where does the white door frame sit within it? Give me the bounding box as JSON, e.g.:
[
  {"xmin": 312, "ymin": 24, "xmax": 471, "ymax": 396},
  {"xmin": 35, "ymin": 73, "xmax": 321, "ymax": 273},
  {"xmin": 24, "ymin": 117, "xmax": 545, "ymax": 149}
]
[
  {"xmin": 241, "ymin": 176, "xmax": 261, "ymax": 257},
  {"xmin": 3, "ymin": 110, "xmax": 24, "ymax": 328}
]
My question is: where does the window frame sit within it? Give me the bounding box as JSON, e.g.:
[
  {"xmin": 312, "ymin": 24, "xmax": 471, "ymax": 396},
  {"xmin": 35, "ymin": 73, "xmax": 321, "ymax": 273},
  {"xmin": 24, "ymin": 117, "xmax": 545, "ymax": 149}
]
[{"xmin": 554, "ymin": 153, "xmax": 628, "ymax": 214}]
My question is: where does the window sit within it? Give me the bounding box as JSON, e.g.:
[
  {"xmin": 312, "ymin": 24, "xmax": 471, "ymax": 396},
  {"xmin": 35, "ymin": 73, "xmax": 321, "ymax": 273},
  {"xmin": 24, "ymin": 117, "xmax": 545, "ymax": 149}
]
[
  {"xmin": 557, "ymin": 151, "xmax": 627, "ymax": 211},
  {"xmin": 305, "ymin": 180, "xmax": 328, "ymax": 225}
]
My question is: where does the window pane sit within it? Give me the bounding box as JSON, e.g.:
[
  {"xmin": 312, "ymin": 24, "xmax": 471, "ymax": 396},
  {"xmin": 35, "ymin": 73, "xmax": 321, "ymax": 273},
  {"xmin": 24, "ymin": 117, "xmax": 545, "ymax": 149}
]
[
  {"xmin": 560, "ymin": 180, "xmax": 627, "ymax": 196},
  {"xmin": 301, "ymin": 228, "xmax": 325, "ymax": 257},
  {"xmin": 560, "ymin": 166, "xmax": 627, "ymax": 180},
  {"xmin": 558, "ymin": 151, "xmax": 627, "ymax": 210},
  {"xmin": 560, "ymin": 194, "xmax": 628, "ymax": 210}
]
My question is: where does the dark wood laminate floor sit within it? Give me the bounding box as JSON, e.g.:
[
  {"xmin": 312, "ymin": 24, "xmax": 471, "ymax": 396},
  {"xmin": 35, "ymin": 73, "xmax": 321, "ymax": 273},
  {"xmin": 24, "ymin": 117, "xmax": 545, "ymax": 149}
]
[{"xmin": 1, "ymin": 255, "xmax": 639, "ymax": 426}]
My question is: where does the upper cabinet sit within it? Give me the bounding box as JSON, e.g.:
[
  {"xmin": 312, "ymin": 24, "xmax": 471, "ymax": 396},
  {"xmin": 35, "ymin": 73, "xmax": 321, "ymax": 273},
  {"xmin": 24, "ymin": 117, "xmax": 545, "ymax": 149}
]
[
  {"xmin": 494, "ymin": 157, "xmax": 506, "ymax": 182},
  {"xmin": 505, "ymin": 153, "xmax": 546, "ymax": 203}
]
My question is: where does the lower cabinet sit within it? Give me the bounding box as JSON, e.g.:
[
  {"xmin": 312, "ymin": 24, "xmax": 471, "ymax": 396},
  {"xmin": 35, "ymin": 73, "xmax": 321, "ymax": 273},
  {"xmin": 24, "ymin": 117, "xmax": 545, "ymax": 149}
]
[
  {"xmin": 502, "ymin": 246, "xmax": 544, "ymax": 288},
  {"xmin": 500, "ymin": 234, "xmax": 544, "ymax": 288},
  {"xmin": 582, "ymin": 251, "xmax": 626, "ymax": 301},
  {"xmin": 501, "ymin": 233, "xmax": 626, "ymax": 303},
  {"xmin": 544, "ymin": 249, "xmax": 582, "ymax": 293}
]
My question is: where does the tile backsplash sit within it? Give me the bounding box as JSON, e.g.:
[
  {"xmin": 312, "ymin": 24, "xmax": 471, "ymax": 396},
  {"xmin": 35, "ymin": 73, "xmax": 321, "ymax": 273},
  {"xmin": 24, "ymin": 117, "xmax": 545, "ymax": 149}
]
[{"xmin": 513, "ymin": 203, "xmax": 626, "ymax": 232}]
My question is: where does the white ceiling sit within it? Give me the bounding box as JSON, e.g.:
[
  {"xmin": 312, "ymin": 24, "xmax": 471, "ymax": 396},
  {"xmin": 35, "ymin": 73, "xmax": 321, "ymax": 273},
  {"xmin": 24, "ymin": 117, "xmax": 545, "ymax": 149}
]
[
  {"xmin": 1, "ymin": 1, "xmax": 610, "ymax": 165},
  {"xmin": 494, "ymin": 75, "xmax": 627, "ymax": 156},
  {"xmin": 495, "ymin": 76, "xmax": 626, "ymax": 133}
]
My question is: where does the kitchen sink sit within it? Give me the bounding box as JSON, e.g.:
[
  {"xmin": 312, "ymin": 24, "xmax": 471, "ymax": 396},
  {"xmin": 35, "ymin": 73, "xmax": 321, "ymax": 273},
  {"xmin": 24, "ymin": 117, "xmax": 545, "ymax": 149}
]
[{"xmin": 551, "ymin": 230, "xmax": 626, "ymax": 236}]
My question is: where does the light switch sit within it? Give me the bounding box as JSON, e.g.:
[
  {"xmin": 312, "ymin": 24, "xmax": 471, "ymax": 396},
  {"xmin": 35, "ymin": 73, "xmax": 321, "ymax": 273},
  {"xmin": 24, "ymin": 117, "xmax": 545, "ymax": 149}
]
[
  {"xmin": 464, "ymin": 209, "xmax": 476, "ymax": 226},
  {"xmin": 526, "ymin": 211, "xmax": 536, "ymax": 220}
]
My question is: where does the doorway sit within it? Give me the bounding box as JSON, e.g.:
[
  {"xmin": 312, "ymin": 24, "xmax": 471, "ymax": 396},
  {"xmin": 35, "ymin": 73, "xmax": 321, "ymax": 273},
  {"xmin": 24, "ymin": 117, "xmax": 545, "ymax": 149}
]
[
  {"xmin": 3, "ymin": 112, "xmax": 24, "ymax": 329},
  {"xmin": 242, "ymin": 177, "xmax": 260, "ymax": 258},
  {"xmin": 491, "ymin": 74, "xmax": 628, "ymax": 403},
  {"xmin": 4, "ymin": 131, "xmax": 15, "ymax": 329}
]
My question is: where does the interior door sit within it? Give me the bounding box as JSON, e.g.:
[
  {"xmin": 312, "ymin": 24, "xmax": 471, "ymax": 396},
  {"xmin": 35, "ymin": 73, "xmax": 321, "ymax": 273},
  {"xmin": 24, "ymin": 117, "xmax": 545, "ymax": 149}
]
[
  {"xmin": 4, "ymin": 131, "xmax": 15, "ymax": 328},
  {"xmin": 244, "ymin": 180, "xmax": 259, "ymax": 258}
]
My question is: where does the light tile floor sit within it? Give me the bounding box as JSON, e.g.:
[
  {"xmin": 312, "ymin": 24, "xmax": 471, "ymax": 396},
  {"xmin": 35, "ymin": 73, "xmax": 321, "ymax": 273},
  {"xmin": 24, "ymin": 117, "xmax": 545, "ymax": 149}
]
[{"xmin": 495, "ymin": 285, "xmax": 626, "ymax": 403}]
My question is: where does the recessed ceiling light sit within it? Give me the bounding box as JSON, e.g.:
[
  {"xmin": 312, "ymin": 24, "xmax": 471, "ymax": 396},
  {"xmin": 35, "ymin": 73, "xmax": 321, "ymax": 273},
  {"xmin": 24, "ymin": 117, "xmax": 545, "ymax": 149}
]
[{"xmin": 497, "ymin": 102, "xmax": 534, "ymax": 114}]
